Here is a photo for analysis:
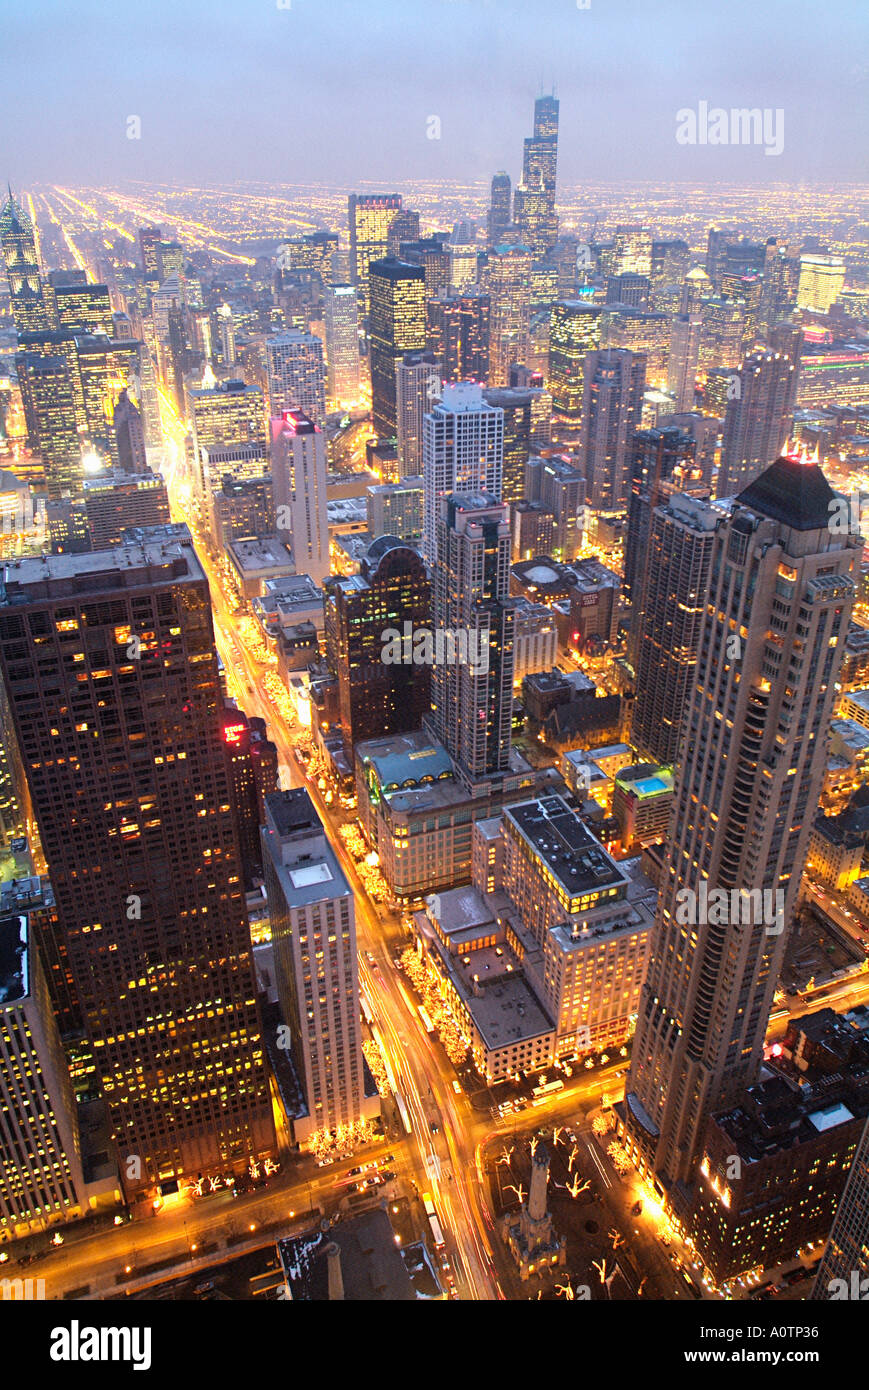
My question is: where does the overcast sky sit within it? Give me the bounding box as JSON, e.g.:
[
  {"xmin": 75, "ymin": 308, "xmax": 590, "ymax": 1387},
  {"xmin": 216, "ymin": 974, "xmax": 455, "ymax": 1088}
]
[{"xmin": 2, "ymin": 0, "xmax": 867, "ymax": 187}]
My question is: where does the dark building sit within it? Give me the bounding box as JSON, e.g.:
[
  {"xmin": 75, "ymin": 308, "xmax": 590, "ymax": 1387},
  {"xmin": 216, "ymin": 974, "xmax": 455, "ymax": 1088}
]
[
  {"xmin": 487, "ymin": 172, "xmax": 513, "ymax": 250},
  {"xmin": 113, "ymin": 389, "xmax": 147, "ymax": 473},
  {"xmin": 221, "ymin": 707, "xmax": 277, "ymax": 890},
  {"xmin": 624, "ymin": 426, "xmax": 700, "ymax": 606},
  {"xmin": 427, "ymin": 291, "xmax": 490, "ymax": 383},
  {"xmin": 15, "ymin": 352, "xmax": 81, "ymax": 498},
  {"xmin": 483, "ymin": 386, "xmax": 549, "ymax": 504},
  {"xmin": 718, "ymin": 349, "xmax": 801, "ymax": 496},
  {"xmin": 0, "ymin": 529, "xmax": 275, "ymax": 1198},
  {"xmin": 83, "ymin": 470, "xmax": 171, "ymax": 550},
  {"xmin": 324, "ymin": 536, "xmax": 431, "ymax": 756},
  {"xmin": 606, "ymin": 273, "xmax": 651, "ymax": 309}
]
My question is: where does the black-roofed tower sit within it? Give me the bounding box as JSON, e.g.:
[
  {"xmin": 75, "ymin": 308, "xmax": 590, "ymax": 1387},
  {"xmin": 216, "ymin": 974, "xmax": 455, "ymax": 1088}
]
[{"xmin": 622, "ymin": 452, "xmax": 860, "ymax": 1205}]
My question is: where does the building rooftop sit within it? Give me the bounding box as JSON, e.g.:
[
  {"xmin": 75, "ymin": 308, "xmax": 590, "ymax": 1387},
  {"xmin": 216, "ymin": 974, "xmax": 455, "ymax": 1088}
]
[
  {"xmin": 737, "ymin": 454, "xmax": 839, "ymax": 532},
  {"xmin": 228, "ymin": 535, "xmax": 294, "ymax": 573},
  {"xmin": 0, "ymin": 914, "xmax": 27, "ymax": 1006},
  {"xmin": 2, "ymin": 527, "xmax": 202, "ymax": 600},
  {"xmin": 506, "ymin": 794, "xmax": 628, "ymax": 900}
]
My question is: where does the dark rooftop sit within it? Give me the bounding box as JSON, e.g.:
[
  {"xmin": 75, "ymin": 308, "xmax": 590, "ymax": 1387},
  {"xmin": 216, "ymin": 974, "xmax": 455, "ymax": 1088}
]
[
  {"xmin": 277, "ymin": 1208, "xmax": 416, "ymax": 1301},
  {"xmin": 736, "ymin": 454, "xmax": 838, "ymax": 531},
  {"xmin": 265, "ymin": 787, "xmax": 319, "ymax": 837},
  {"xmin": 506, "ymin": 794, "xmax": 626, "ymax": 898}
]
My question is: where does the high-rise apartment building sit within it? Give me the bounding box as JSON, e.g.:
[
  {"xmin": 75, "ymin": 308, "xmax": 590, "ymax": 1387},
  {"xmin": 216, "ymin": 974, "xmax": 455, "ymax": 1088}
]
[
  {"xmin": 422, "ymin": 384, "xmax": 504, "ymax": 564},
  {"xmin": 324, "ymin": 536, "xmax": 431, "ymax": 755},
  {"xmin": 323, "ymin": 285, "xmax": 360, "ymax": 407},
  {"xmin": 622, "ymin": 453, "xmax": 859, "ymax": 1203},
  {"xmin": 348, "ymin": 193, "xmax": 402, "ymax": 320},
  {"xmin": 368, "ymin": 258, "xmax": 426, "ymax": 441},
  {"xmin": 396, "ymin": 351, "xmax": 441, "ymax": 476},
  {"xmin": 269, "ymin": 409, "xmax": 329, "ymax": 584},
  {"xmin": 667, "ymin": 313, "xmax": 702, "ymax": 413},
  {"xmin": 426, "ymin": 492, "xmax": 515, "ymax": 783},
  {"xmin": 578, "ymin": 349, "xmax": 647, "ymax": 510},
  {"xmin": 718, "ymin": 348, "xmax": 800, "ymax": 496},
  {"xmin": 266, "ymin": 331, "xmax": 327, "ymax": 429},
  {"xmin": 261, "ymin": 788, "xmax": 367, "ymax": 1136},
  {"xmin": 486, "ymin": 243, "xmax": 533, "ymax": 387},
  {"xmin": 487, "ymin": 173, "xmax": 513, "ymax": 250},
  {"xmin": 549, "ymin": 301, "xmax": 604, "ymax": 446},
  {"xmin": 624, "ymin": 425, "xmax": 701, "ymax": 607},
  {"xmin": 630, "ymin": 491, "xmax": 719, "ymax": 766},
  {"xmin": 427, "ymin": 290, "xmax": 490, "ymax": 384},
  {"xmin": 0, "ymin": 531, "xmax": 276, "ymax": 1196},
  {"xmin": 482, "ymin": 386, "xmax": 551, "ymax": 505}
]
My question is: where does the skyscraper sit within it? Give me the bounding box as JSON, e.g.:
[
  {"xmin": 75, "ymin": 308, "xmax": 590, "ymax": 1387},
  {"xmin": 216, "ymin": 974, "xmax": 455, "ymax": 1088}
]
[
  {"xmin": 612, "ymin": 225, "xmax": 653, "ymax": 278},
  {"xmin": 396, "ymin": 351, "xmax": 441, "ymax": 477},
  {"xmin": 0, "ymin": 531, "xmax": 276, "ymax": 1197},
  {"xmin": 797, "ymin": 255, "xmax": 846, "ymax": 316},
  {"xmin": 14, "ymin": 352, "xmax": 82, "ymax": 498},
  {"xmin": 515, "ymin": 95, "xmax": 559, "ymax": 256},
  {"xmin": 422, "ymin": 384, "xmax": 504, "ymax": 564},
  {"xmin": 261, "ymin": 788, "xmax": 367, "ymax": 1137},
  {"xmin": 368, "ymin": 258, "xmax": 426, "ymax": 441},
  {"xmin": 811, "ymin": 1116, "xmax": 869, "ymax": 1300},
  {"xmin": 482, "ymin": 386, "xmax": 551, "ymax": 504},
  {"xmin": 113, "ymin": 389, "xmax": 148, "ymax": 473},
  {"xmin": 667, "ymin": 313, "xmax": 702, "ymax": 413},
  {"xmin": 324, "ymin": 536, "xmax": 431, "ymax": 755},
  {"xmin": 323, "ymin": 284, "xmax": 360, "ymax": 407},
  {"xmin": 718, "ymin": 347, "xmax": 800, "ymax": 496},
  {"xmin": 486, "ymin": 173, "xmax": 512, "ymax": 250},
  {"xmin": 624, "ymin": 425, "xmax": 700, "ymax": 608},
  {"xmin": 622, "ymin": 453, "xmax": 859, "ymax": 1202},
  {"xmin": 270, "ymin": 409, "xmax": 330, "ymax": 584},
  {"xmin": 486, "ymin": 243, "xmax": 533, "ymax": 387},
  {"xmin": 549, "ymin": 301, "xmax": 604, "ymax": 446},
  {"xmin": 138, "ymin": 225, "xmax": 163, "ymax": 293},
  {"xmin": 427, "ymin": 290, "xmax": 490, "ymax": 384},
  {"xmin": 426, "ymin": 492, "xmax": 515, "ymax": 783},
  {"xmin": 629, "ymin": 490, "xmax": 718, "ymax": 766},
  {"xmin": 578, "ymin": 349, "xmax": 647, "ymax": 510},
  {"xmin": 348, "ymin": 193, "xmax": 402, "ymax": 320},
  {"xmin": 1, "ymin": 189, "xmax": 49, "ymax": 334},
  {"xmin": 266, "ymin": 331, "xmax": 327, "ymax": 429}
]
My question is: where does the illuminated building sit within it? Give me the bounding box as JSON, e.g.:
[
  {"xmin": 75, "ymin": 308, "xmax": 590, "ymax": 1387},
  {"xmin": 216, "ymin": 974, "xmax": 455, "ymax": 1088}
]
[
  {"xmin": 422, "ymin": 384, "xmax": 503, "ymax": 564},
  {"xmin": 427, "ymin": 290, "xmax": 490, "ymax": 384},
  {"xmin": 82, "ymin": 470, "xmax": 170, "ymax": 550},
  {"xmin": 699, "ymin": 295, "xmax": 746, "ymax": 370},
  {"xmin": 622, "ymin": 453, "xmax": 859, "ymax": 1202},
  {"xmin": 347, "ymin": 193, "xmax": 402, "ymax": 320},
  {"xmin": 515, "ymin": 95, "xmax": 559, "ymax": 256},
  {"xmin": 578, "ymin": 349, "xmax": 647, "ymax": 510},
  {"xmin": 667, "ymin": 313, "xmax": 702, "ymax": 412},
  {"xmin": 522, "ymin": 454, "xmax": 586, "ymax": 561},
  {"xmin": 426, "ymin": 492, "xmax": 515, "ymax": 782},
  {"xmin": 624, "ymin": 425, "xmax": 701, "ymax": 607},
  {"xmin": 211, "ymin": 473, "xmax": 275, "ymax": 553},
  {"xmin": 269, "ymin": 409, "xmax": 329, "ymax": 584},
  {"xmin": 14, "ymin": 353, "xmax": 82, "ymax": 498},
  {"xmin": 191, "ymin": 378, "xmax": 266, "ymax": 500},
  {"xmin": 368, "ymin": 258, "xmax": 426, "ymax": 441},
  {"xmin": 261, "ymin": 788, "xmax": 370, "ymax": 1139},
  {"xmin": 0, "ymin": 189, "xmax": 49, "ymax": 333},
  {"xmin": 602, "ymin": 306, "xmax": 669, "ymax": 384},
  {"xmin": 612, "ymin": 225, "xmax": 652, "ymax": 278},
  {"xmin": 397, "ymin": 236, "xmax": 451, "ymax": 301},
  {"xmin": 511, "ymin": 501, "xmax": 554, "ymax": 561},
  {"xmin": 486, "ymin": 172, "xmax": 512, "ymax": 250},
  {"xmin": 606, "ymin": 273, "xmax": 650, "ymax": 309},
  {"xmin": 385, "ymin": 208, "xmax": 420, "ymax": 257},
  {"xmin": 75, "ymin": 335, "xmax": 142, "ymax": 464},
  {"xmin": 812, "ymin": 1112, "xmax": 869, "ymax": 1300},
  {"xmin": 612, "ymin": 763, "xmax": 675, "ymax": 850},
  {"xmin": 366, "ymin": 476, "xmax": 423, "ymax": 543},
  {"xmin": 718, "ymin": 348, "xmax": 800, "ymax": 495},
  {"xmin": 323, "ymin": 284, "xmax": 360, "ymax": 406},
  {"xmin": 221, "ymin": 709, "xmax": 276, "ymax": 891},
  {"xmin": 0, "ymin": 531, "xmax": 276, "ymax": 1197},
  {"xmin": 482, "ymin": 386, "xmax": 551, "ymax": 505},
  {"xmin": 486, "ymin": 243, "xmax": 533, "ymax": 387},
  {"xmin": 680, "ymin": 265, "xmax": 712, "ymax": 315},
  {"xmin": 324, "ymin": 535, "xmax": 431, "ymax": 755},
  {"xmin": 276, "ymin": 231, "xmax": 339, "ymax": 286},
  {"xmin": 138, "ymin": 225, "xmax": 163, "ymax": 293},
  {"xmin": 396, "ymin": 352, "xmax": 440, "ymax": 476},
  {"xmin": 0, "ymin": 897, "xmax": 87, "ymax": 1238},
  {"xmin": 549, "ymin": 301, "xmax": 604, "ymax": 446},
  {"xmin": 216, "ymin": 303, "xmax": 235, "ymax": 367},
  {"xmin": 449, "ymin": 242, "xmax": 479, "ymax": 291},
  {"xmin": 628, "ymin": 494, "xmax": 717, "ymax": 765},
  {"xmin": 797, "ymin": 255, "xmax": 847, "ymax": 316},
  {"xmin": 265, "ymin": 331, "xmax": 326, "ymax": 428},
  {"xmin": 50, "ymin": 278, "xmax": 114, "ymax": 337}
]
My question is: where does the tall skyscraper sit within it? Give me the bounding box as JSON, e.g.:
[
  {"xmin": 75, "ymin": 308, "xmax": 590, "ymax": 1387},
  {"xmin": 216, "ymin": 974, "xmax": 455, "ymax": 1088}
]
[
  {"xmin": 422, "ymin": 384, "xmax": 504, "ymax": 564},
  {"xmin": 811, "ymin": 1116, "xmax": 869, "ymax": 1300},
  {"xmin": 718, "ymin": 347, "xmax": 800, "ymax": 496},
  {"xmin": 426, "ymin": 492, "xmax": 515, "ymax": 783},
  {"xmin": 139, "ymin": 225, "xmax": 163, "ymax": 293},
  {"xmin": 266, "ymin": 331, "xmax": 327, "ymax": 429},
  {"xmin": 368, "ymin": 258, "xmax": 426, "ymax": 440},
  {"xmin": 578, "ymin": 349, "xmax": 647, "ymax": 510},
  {"xmin": 348, "ymin": 193, "xmax": 402, "ymax": 319},
  {"xmin": 487, "ymin": 173, "xmax": 512, "ymax": 250},
  {"xmin": 1, "ymin": 189, "xmax": 49, "ymax": 334},
  {"xmin": 483, "ymin": 386, "xmax": 551, "ymax": 504},
  {"xmin": 624, "ymin": 425, "xmax": 700, "ymax": 608},
  {"xmin": 396, "ymin": 351, "xmax": 441, "ymax": 477},
  {"xmin": 113, "ymin": 389, "xmax": 148, "ymax": 473},
  {"xmin": 0, "ymin": 531, "xmax": 276, "ymax": 1196},
  {"xmin": 622, "ymin": 453, "xmax": 859, "ymax": 1203},
  {"xmin": 629, "ymin": 490, "xmax": 718, "ymax": 766},
  {"xmin": 386, "ymin": 208, "xmax": 421, "ymax": 257},
  {"xmin": 549, "ymin": 301, "xmax": 604, "ymax": 446},
  {"xmin": 14, "ymin": 352, "xmax": 82, "ymax": 498},
  {"xmin": 323, "ymin": 284, "xmax": 360, "ymax": 407},
  {"xmin": 613, "ymin": 225, "xmax": 653, "ymax": 278},
  {"xmin": 0, "ymin": 890, "xmax": 87, "ymax": 1238},
  {"xmin": 261, "ymin": 788, "xmax": 367, "ymax": 1136},
  {"xmin": 270, "ymin": 409, "xmax": 330, "ymax": 583},
  {"xmin": 667, "ymin": 313, "xmax": 702, "ymax": 413},
  {"xmin": 486, "ymin": 243, "xmax": 533, "ymax": 387},
  {"xmin": 515, "ymin": 95, "xmax": 559, "ymax": 256},
  {"xmin": 427, "ymin": 290, "xmax": 490, "ymax": 384},
  {"xmin": 797, "ymin": 254, "xmax": 846, "ymax": 315},
  {"xmin": 324, "ymin": 536, "xmax": 431, "ymax": 754}
]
